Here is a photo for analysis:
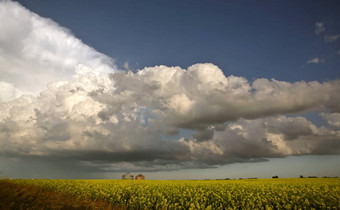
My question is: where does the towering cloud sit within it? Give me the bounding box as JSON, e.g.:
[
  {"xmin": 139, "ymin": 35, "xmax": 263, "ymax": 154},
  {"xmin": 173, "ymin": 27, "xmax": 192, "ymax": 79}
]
[
  {"xmin": 0, "ymin": 1, "xmax": 339, "ymax": 173},
  {"xmin": 0, "ymin": 63, "xmax": 339, "ymax": 172},
  {"xmin": 0, "ymin": 1, "xmax": 116, "ymax": 102}
]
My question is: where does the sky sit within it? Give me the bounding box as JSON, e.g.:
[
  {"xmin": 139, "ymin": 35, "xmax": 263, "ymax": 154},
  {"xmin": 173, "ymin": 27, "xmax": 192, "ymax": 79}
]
[{"xmin": 0, "ymin": 0, "xmax": 339, "ymax": 179}]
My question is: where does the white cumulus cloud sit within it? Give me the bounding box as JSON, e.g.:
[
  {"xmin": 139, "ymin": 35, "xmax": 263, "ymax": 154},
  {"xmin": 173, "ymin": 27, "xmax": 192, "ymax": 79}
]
[
  {"xmin": 0, "ymin": 2, "xmax": 339, "ymax": 173},
  {"xmin": 0, "ymin": 1, "xmax": 117, "ymax": 102},
  {"xmin": 0, "ymin": 64, "xmax": 339, "ymax": 172}
]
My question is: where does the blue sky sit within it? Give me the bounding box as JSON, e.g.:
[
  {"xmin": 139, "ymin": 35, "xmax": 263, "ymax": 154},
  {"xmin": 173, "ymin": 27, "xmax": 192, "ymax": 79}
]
[
  {"xmin": 18, "ymin": 0, "xmax": 340, "ymax": 82},
  {"xmin": 0, "ymin": 0, "xmax": 339, "ymax": 179}
]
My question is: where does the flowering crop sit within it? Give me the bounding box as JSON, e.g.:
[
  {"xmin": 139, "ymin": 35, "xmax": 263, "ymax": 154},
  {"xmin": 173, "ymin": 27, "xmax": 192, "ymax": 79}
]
[{"xmin": 9, "ymin": 178, "xmax": 340, "ymax": 209}]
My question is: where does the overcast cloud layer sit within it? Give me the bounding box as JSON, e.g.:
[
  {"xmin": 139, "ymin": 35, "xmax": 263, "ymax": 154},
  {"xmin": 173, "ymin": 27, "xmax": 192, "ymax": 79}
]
[
  {"xmin": 0, "ymin": 1, "xmax": 116, "ymax": 102},
  {"xmin": 0, "ymin": 1, "xmax": 340, "ymax": 173}
]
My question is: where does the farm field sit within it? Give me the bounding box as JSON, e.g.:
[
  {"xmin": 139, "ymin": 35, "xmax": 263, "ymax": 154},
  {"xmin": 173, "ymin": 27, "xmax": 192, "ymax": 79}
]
[{"xmin": 1, "ymin": 178, "xmax": 339, "ymax": 209}]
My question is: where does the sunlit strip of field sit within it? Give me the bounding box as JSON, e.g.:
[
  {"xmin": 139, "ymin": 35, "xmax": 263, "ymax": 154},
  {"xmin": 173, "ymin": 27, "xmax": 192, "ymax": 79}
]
[{"xmin": 3, "ymin": 178, "xmax": 340, "ymax": 209}]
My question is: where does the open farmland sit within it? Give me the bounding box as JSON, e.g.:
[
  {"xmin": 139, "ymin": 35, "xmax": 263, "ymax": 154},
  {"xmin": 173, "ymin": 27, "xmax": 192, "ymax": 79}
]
[{"xmin": 2, "ymin": 178, "xmax": 339, "ymax": 209}]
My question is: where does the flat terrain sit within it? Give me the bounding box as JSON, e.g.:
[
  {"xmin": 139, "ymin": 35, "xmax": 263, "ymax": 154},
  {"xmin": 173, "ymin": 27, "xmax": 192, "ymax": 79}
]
[{"xmin": 1, "ymin": 178, "xmax": 339, "ymax": 209}]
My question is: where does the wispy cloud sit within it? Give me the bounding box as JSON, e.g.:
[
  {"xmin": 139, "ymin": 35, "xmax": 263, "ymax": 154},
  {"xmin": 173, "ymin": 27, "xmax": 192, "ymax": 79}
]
[
  {"xmin": 314, "ymin": 22, "xmax": 325, "ymax": 35},
  {"xmin": 123, "ymin": 62, "xmax": 132, "ymax": 71},
  {"xmin": 306, "ymin": 57, "xmax": 325, "ymax": 64},
  {"xmin": 324, "ymin": 34, "xmax": 340, "ymax": 43}
]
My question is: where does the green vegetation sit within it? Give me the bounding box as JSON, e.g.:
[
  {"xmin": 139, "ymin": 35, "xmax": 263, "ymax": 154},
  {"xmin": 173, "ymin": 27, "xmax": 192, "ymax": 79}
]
[{"xmin": 1, "ymin": 178, "xmax": 339, "ymax": 209}]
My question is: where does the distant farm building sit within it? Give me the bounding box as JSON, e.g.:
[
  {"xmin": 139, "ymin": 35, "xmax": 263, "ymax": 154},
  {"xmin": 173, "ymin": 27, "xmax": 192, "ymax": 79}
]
[
  {"xmin": 122, "ymin": 172, "xmax": 134, "ymax": 180},
  {"xmin": 135, "ymin": 174, "xmax": 145, "ymax": 180}
]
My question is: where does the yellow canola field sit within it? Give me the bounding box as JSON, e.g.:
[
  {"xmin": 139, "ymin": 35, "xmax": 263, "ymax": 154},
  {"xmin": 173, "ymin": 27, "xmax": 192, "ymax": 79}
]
[{"xmin": 9, "ymin": 178, "xmax": 340, "ymax": 209}]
